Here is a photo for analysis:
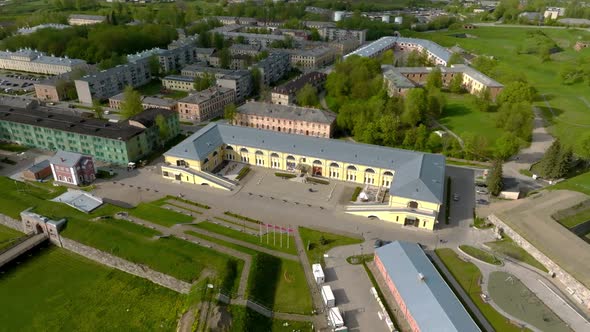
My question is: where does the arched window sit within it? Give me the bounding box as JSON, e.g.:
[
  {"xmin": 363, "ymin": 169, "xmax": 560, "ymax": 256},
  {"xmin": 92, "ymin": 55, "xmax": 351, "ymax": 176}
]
[
  {"xmin": 407, "ymin": 201, "xmax": 419, "ymax": 209},
  {"xmin": 365, "ymin": 168, "xmax": 375, "ymax": 173},
  {"xmin": 383, "ymin": 171, "xmax": 393, "ymax": 176},
  {"xmin": 347, "ymin": 165, "xmax": 357, "ymax": 170},
  {"xmin": 240, "ymin": 148, "xmax": 248, "ymax": 153},
  {"xmin": 203, "ymin": 158, "xmax": 209, "ymax": 164},
  {"xmin": 313, "ymin": 160, "xmax": 322, "ymax": 165},
  {"xmin": 212, "ymin": 151, "xmax": 218, "ymax": 157},
  {"xmin": 330, "ymin": 162, "xmax": 339, "ymax": 168},
  {"xmin": 225, "ymin": 145, "xmax": 234, "ymax": 150},
  {"xmin": 270, "ymin": 152, "xmax": 279, "ymax": 158},
  {"xmin": 255, "ymin": 150, "xmax": 264, "ymax": 155},
  {"xmin": 286, "ymin": 155, "xmax": 295, "ymax": 161}
]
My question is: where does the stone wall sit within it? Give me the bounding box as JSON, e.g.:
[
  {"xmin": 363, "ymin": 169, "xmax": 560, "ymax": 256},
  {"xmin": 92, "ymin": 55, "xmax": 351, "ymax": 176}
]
[
  {"xmin": 488, "ymin": 214, "xmax": 590, "ymax": 310},
  {"xmin": 60, "ymin": 237, "xmax": 191, "ymax": 294},
  {"xmin": 0, "ymin": 214, "xmax": 24, "ymax": 233}
]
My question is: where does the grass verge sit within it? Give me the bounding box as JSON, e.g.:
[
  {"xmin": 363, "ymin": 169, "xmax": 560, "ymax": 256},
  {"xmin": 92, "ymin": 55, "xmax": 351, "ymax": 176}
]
[
  {"xmin": 485, "ymin": 236, "xmax": 548, "ymax": 272},
  {"xmin": 459, "ymin": 245, "xmax": 502, "ymax": 265},
  {"xmin": 236, "ymin": 166, "xmax": 251, "ymax": 180},
  {"xmin": 299, "ymin": 226, "xmax": 362, "ymax": 266},
  {"xmin": 351, "ymin": 186, "xmax": 362, "ymax": 202}
]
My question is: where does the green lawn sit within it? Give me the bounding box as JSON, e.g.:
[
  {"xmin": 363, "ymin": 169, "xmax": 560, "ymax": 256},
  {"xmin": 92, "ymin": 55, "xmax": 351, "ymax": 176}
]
[
  {"xmin": 228, "ymin": 305, "xmax": 312, "ymax": 332},
  {"xmin": 409, "ymin": 27, "xmax": 590, "ymax": 155},
  {"xmin": 549, "ymin": 171, "xmax": 590, "ymax": 196},
  {"xmin": 485, "ymin": 236, "xmax": 548, "ymax": 272},
  {"xmin": 440, "ymin": 93, "xmax": 504, "ymax": 152},
  {"xmin": 435, "ymin": 248, "xmax": 529, "ymax": 332},
  {"xmin": 0, "ymin": 142, "xmax": 29, "ymax": 152},
  {"xmin": 299, "ymin": 227, "xmax": 363, "ymax": 266},
  {"xmin": 0, "ymin": 224, "xmax": 23, "ymax": 250},
  {"xmin": 185, "ymin": 231, "xmax": 313, "ymax": 314},
  {"xmin": 459, "ymin": 245, "xmax": 502, "ymax": 265},
  {"xmin": 0, "ymin": 246, "xmax": 186, "ymax": 331},
  {"xmin": 137, "ymin": 80, "xmax": 189, "ymax": 100},
  {"xmin": 192, "ymin": 221, "xmax": 297, "ymax": 255},
  {"xmin": 130, "ymin": 201, "xmax": 194, "ymax": 227},
  {"xmin": 553, "ymin": 208, "xmax": 590, "ymax": 228}
]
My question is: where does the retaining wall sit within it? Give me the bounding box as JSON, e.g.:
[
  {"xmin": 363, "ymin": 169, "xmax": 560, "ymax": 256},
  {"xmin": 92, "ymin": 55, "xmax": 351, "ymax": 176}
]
[
  {"xmin": 0, "ymin": 214, "xmax": 24, "ymax": 233},
  {"xmin": 60, "ymin": 238, "xmax": 191, "ymax": 294},
  {"xmin": 488, "ymin": 214, "xmax": 590, "ymax": 310}
]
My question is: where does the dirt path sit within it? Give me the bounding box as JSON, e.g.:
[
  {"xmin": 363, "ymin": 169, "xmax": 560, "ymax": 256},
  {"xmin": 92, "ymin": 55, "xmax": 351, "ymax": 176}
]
[{"xmin": 177, "ymin": 306, "xmax": 197, "ymax": 332}]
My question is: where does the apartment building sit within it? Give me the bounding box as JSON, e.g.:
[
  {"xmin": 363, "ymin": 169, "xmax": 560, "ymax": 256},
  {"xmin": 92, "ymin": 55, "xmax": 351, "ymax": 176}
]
[
  {"xmin": 0, "ymin": 106, "xmax": 180, "ymax": 165},
  {"xmin": 0, "ymin": 49, "xmax": 87, "ymax": 75},
  {"xmin": 49, "ymin": 150, "xmax": 96, "ymax": 186},
  {"xmin": 229, "ymin": 44, "xmax": 262, "ymax": 57},
  {"xmin": 382, "ymin": 65, "xmax": 504, "ymax": 100},
  {"xmin": 181, "ymin": 65, "xmax": 252, "ymax": 102},
  {"xmin": 177, "ymin": 87, "xmax": 236, "ymax": 122},
  {"xmin": 74, "ymin": 51, "xmax": 153, "ymax": 104},
  {"xmin": 251, "ymin": 52, "xmax": 290, "ymax": 86},
  {"xmin": 0, "ymin": 95, "xmax": 38, "ymax": 110},
  {"xmin": 235, "ymin": 101, "xmax": 335, "ymax": 138},
  {"xmin": 68, "ymin": 14, "xmax": 106, "ymax": 25},
  {"xmin": 209, "ymin": 52, "xmax": 249, "ymax": 70},
  {"xmin": 109, "ymin": 93, "xmax": 177, "ymax": 111},
  {"xmin": 271, "ymin": 71, "xmax": 327, "ymax": 105},
  {"xmin": 319, "ymin": 28, "xmax": 367, "ymax": 44},
  {"xmin": 162, "ymin": 75, "xmax": 195, "ymax": 91},
  {"xmin": 275, "ymin": 47, "xmax": 335, "ymax": 71}
]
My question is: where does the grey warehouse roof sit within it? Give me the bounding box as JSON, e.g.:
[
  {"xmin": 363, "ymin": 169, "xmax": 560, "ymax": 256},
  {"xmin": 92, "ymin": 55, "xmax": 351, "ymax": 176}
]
[
  {"xmin": 237, "ymin": 102, "xmax": 335, "ymax": 124},
  {"xmin": 345, "ymin": 36, "xmax": 451, "ymax": 64},
  {"xmin": 165, "ymin": 122, "xmax": 445, "ymax": 203},
  {"xmin": 375, "ymin": 241, "xmax": 481, "ymax": 332},
  {"xmin": 49, "ymin": 150, "xmax": 85, "ymax": 167}
]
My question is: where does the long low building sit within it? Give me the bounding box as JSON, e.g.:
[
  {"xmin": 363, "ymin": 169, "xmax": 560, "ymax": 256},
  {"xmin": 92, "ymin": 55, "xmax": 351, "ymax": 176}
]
[
  {"xmin": 345, "ymin": 36, "xmax": 452, "ymax": 66},
  {"xmin": 234, "ymin": 101, "xmax": 335, "ymax": 138},
  {"xmin": 0, "ymin": 49, "xmax": 87, "ymax": 75},
  {"xmin": 375, "ymin": 241, "xmax": 481, "ymax": 332},
  {"xmin": 0, "ymin": 107, "xmax": 179, "ymax": 165},
  {"xmin": 383, "ymin": 64, "xmax": 504, "ymax": 99},
  {"xmin": 161, "ymin": 122, "xmax": 445, "ymax": 230}
]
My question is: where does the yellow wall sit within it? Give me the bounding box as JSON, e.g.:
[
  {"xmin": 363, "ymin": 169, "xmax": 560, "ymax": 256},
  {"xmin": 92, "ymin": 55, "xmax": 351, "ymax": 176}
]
[
  {"xmin": 346, "ymin": 210, "xmax": 436, "ymax": 230},
  {"xmin": 161, "ymin": 166, "xmax": 230, "ymax": 190}
]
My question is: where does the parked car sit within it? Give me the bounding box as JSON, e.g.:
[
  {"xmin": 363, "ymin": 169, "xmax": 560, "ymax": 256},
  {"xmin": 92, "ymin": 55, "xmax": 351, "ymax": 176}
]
[
  {"xmin": 477, "ymin": 199, "xmax": 489, "ymax": 205},
  {"xmin": 476, "ymin": 188, "xmax": 488, "ymax": 194}
]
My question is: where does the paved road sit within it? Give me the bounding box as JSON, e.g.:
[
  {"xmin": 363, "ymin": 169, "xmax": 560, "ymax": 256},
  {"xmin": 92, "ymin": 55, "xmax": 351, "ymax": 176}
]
[
  {"xmin": 323, "ymin": 242, "xmax": 389, "ymax": 332},
  {"xmin": 458, "ymin": 249, "xmax": 590, "ymax": 332}
]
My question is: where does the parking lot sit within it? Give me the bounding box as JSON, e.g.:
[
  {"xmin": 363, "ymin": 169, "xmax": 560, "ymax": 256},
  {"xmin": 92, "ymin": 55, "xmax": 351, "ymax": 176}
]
[{"xmin": 0, "ymin": 71, "xmax": 48, "ymax": 94}]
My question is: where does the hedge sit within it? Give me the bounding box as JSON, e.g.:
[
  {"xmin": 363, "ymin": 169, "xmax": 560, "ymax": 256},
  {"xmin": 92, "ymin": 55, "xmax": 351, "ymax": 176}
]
[
  {"xmin": 351, "ymin": 187, "xmax": 362, "ymax": 201},
  {"xmin": 236, "ymin": 166, "xmax": 251, "ymax": 180},
  {"xmin": 275, "ymin": 172, "xmax": 297, "ymax": 179},
  {"xmin": 307, "ymin": 177, "xmax": 329, "ymax": 185}
]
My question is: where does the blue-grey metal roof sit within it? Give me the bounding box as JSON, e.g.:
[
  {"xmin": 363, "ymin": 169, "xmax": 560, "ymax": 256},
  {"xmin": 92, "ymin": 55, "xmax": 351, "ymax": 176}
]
[
  {"xmin": 375, "ymin": 242, "xmax": 481, "ymax": 332},
  {"xmin": 27, "ymin": 160, "xmax": 50, "ymax": 173},
  {"xmin": 164, "ymin": 122, "xmax": 445, "ymax": 203},
  {"xmin": 49, "ymin": 150, "xmax": 84, "ymax": 168},
  {"xmin": 345, "ymin": 36, "xmax": 451, "ymax": 64}
]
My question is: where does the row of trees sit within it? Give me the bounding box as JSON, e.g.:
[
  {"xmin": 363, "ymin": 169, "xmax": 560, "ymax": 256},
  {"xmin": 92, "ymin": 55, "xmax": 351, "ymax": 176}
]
[{"xmin": 2, "ymin": 24, "xmax": 178, "ymax": 65}]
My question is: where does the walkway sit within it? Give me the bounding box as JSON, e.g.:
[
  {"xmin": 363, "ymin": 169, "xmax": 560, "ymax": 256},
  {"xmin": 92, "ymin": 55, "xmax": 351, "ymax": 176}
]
[
  {"xmin": 0, "ymin": 233, "xmax": 47, "ymax": 268},
  {"xmin": 457, "ymin": 248, "xmax": 590, "ymax": 332},
  {"xmin": 427, "ymin": 250, "xmax": 495, "ymax": 332},
  {"xmin": 430, "ymin": 117, "xmax": 464, "ymax": 147}
]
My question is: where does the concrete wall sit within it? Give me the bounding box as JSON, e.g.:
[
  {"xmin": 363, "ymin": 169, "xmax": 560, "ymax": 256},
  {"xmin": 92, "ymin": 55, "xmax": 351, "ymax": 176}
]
[
  {"xmin": 488, "ymin": 214, "xmax": 590, "ymax": 310},
  {"xmin": 0, "ymin": 214, "xmax": 24, "ymax": 232},
  {"xmin": 59, "ymin": 237, "xmax": 191, "ymax": 294}
]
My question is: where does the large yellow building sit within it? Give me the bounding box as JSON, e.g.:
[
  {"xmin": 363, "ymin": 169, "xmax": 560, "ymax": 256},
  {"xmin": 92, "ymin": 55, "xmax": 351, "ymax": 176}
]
[{"xmin": 161, "ymin": 122, "xmax": 446, "ymax": 230}]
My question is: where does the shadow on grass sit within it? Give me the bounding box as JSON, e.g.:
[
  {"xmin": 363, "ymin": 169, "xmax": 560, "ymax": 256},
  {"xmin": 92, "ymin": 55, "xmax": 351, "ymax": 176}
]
[{"xmin": 247, "ymin": 253, "xmax": 281, "ymax": 309}]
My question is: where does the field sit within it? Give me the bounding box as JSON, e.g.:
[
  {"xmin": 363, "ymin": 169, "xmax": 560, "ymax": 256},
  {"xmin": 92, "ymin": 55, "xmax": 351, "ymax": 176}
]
[
  {"xmin": 459, "ymin": 245, "xmax": 502, "ymax": 265},
  {"xmin": 0, "ymin": 224, "xmax": 23, "ymax": 250},
  {"xmin": 552, "ymin": 201, "xmax": 590, "ymax": 228},
  {"xmin": 299, "ymin": 227, "xmax": 363, "ymax": 266},
  {"xmin": 435, "ymin": 248, "xmax": 529, "ymax": 332},
  {"xmin": 130, "ymin": 199, "xmax": 194, "ymax": 227},
  {"xmin": 0, "ymin": 246, "xmax": 186, "ymax": 331},
  {"xmin": 488, "ymin": 272, "xmax": 571, "ymax": 332},
  {"xmin": 228, "ymin": 305, "xmax": 313, "ymax": 332},
  {"xmin": 0, "ymin": 177, "xmax": 243, "ymax": 289},
  {"xmin": 485, "ymin": 236, "xmax": 548, "ymax": 272},
  {"xmin": 410, "ymin": 26, "xmax": 590, "ymax": 154},
  {"xmin": 549, "ymin": 171, "xmax": 590, "ymax": 196}
]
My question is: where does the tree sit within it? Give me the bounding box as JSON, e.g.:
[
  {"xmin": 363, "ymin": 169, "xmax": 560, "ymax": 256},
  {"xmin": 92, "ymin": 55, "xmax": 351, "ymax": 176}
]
[
  {"xmin": 402, "ymin": 88, "xmax": 427, "ymax": 126},
  {"xmin": 155, "ymin": 114, "xmax": 170, "ymax": 142},
  {"xmin": 219, "ymin": 48, "xmax": 231, "ymax": 69},
  {"xmin": 224, "ymin": 103, "xmax": 237, "ymax": 124},
  {"xmin": 194, "ymin": 73, "xmax": 215, "ymax": 91},
  {"xmin": 578, "ymin": 132, "xmax": 590, "ymax": 160},
  {"xmin": 495, "ymin": 132, "xmax": 520, "ymax": 160},
  {"xmin": 296, "ymin": 84, "xmax": 319, "ymax": 107},
  {"xmin": 120, "ymin": 86, "xmax": 143, "ymax": 119},
  {"xmin": 427, "ymin": 88, "xmax": 445, "ymax": 118},
  {"xmin": 250, "ymin": 67, "xmax": 262, "ymax": 96},
  {"xmin": 538, "ymin": 139, "xmax": 570, "ymax": 179},
  {"xmin": 310, "ymin": 28, "xmax": 321, "ymax": 41},
  {"xmin": 449, "ymin": 73, "xmax": 464, "ymax": 93},
  {"xmin": 472, "ymin": 88, "xmax": 492, "ymax": 112},
  {"xmin": 148, "ymin": 54, "xmax": 160, "ymax": 77},
  {"xmin": 425, "ymin": 67, "xmax": 442, "ymax": 91},
  {"xmin": 92, "ymin": 99, "xmax": 104, "ymax": 119},
  {"xmin": 487, "ymin": 160, "xmax": 503, "ymax": 196},
  {"xmin": 448, "ymin": 52, "xmax": 464, "ymax": 65},
  {"xmin": 380, "ymin": 49, "xmax": 394, "ymax": 65},
  {"xmin": 497, "ymin": 81, "xmax": 536, "ymax": 105}
]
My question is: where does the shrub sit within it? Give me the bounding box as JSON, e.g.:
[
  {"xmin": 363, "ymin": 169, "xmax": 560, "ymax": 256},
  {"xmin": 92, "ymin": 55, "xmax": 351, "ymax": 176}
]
[
  {"xmin": 166, "ymin": 195, "xmax": 210, "ymax": 209},
  {"xmin": 351, "ymin": 187, "xmax": 362, "ymax": 201},
  {"xmin": 224, "ymin": 211, "xmax": 261, "ymax": 225},
  {"xmin": 307, "ymin": 177, "xmax": 329, "ymax": 185},
  {"xmin": 236, "ymin": 166, "xmax": 251, "ymax": 180},
  {"xmin": 275, "ymin": 172, "xmax": 296, "ymax": 179}
]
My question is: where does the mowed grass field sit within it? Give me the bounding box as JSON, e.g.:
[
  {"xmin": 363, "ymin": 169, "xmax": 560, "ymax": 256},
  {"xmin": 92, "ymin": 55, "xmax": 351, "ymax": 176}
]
[
  {"xmin": 0, "ymin": 224, "xmax": 23, "ymax": 250},
  {"xmin": 0, "ymin": 246, "xmax": 186, "ymax": 331},
  {"xmin": 410, "ymin": 27, "xmax": 590, "ymax": 154},
  {"xmin": 0, "ymin": 177, "xmax": 243, "ymax": 290}
]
